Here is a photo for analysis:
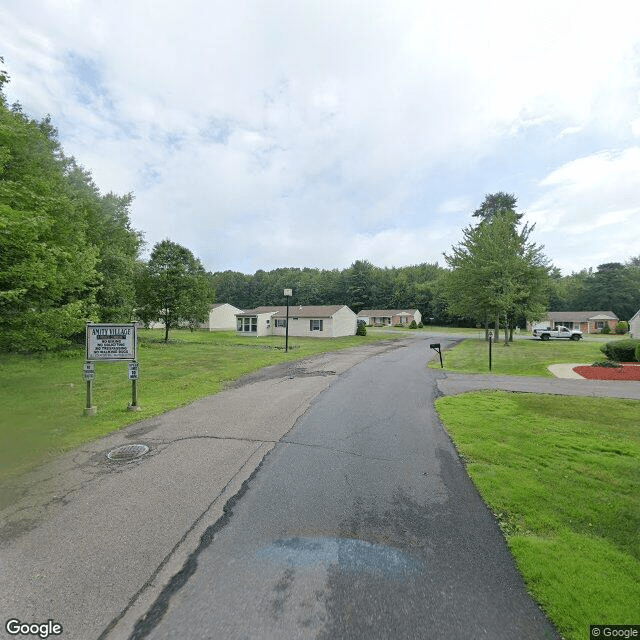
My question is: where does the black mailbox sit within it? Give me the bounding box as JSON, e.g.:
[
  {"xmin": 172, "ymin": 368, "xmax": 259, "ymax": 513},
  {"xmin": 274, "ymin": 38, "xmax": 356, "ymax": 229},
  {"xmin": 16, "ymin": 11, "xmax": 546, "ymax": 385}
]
[{"xmin": 430, "ymin": 343, "xmax": 440, "ymax": 349}]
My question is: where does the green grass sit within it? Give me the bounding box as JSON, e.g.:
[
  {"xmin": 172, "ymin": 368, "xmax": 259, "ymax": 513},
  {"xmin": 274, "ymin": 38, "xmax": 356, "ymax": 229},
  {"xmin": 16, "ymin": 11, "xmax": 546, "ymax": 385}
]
[
  {"xmin": 0, "ymin": 328, "xmax": 402, "ymax": 488},
  {"xmin": 436, "ymin": 392, "xmax": 640, "ymax": 640},
  {"xmin": 429, "ymin": 336, "xmax": 610, "ymax": 376}
]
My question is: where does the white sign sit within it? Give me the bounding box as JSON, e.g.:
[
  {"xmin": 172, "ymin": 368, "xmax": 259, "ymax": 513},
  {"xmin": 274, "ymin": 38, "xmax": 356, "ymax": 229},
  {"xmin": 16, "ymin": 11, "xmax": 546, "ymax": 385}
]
[
  {"xmin": 86, "ymin": 323, "xmax": 137, "ymax": 361},
  {"xmin": 284, "ymin": 288, "xmax": 292, "ymax": 297},
  {"xmin": 128, "ymin": 362, "xmax": 139, "ymax": 380}
]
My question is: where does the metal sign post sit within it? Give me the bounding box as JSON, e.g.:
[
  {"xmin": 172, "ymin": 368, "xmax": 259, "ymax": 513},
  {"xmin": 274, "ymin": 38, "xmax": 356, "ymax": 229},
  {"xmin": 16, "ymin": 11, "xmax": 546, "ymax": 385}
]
[
  {"xmin": 128, "ymin": 361, "xmax": 140, "ymax": 411},
  {"xmin": 488, "ymin": 331, "xmax": 493, "ymax": 371},
  {"xmin": 284, "ymin": 289, "xmax": 292, "ymax": 353},
  {"xmin": 82, "ymin": 362, "xmax": 96, "ymax": 415},
  {"xmin": 430, "ymin": 343, "xmax": 443, "ymax": 368}
]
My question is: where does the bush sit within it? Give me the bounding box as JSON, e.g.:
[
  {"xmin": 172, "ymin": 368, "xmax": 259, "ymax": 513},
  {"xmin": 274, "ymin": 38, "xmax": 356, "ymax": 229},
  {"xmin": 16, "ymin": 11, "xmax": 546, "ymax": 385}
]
[
  {"xmin": 601, "ymin": 321, "xmax": 612, "ymax": 334},
  {"xmin": 637, "ymin": 342, "xmax": 640, "ymax": 363},
  {"xmin": 591, "ymin": 360, "xmax": 622, "ymax": 368},
  {"xmin": 409, "ymin": 320, "xmax": 418, "ymax": 329},
  {"xmin": 615, "ymin": 321, "xmax": 629, "ymax": 334},
  {"xmin": 356, "ymin": 323, "xmax": 367, "ymax": 336},
  {"xmin": 599, "ymin": 339, "xmax": 640, "ymax": 362},
  {"xmin": 417, "ymin": 322, "xmax": 424, "ymax": 328}
]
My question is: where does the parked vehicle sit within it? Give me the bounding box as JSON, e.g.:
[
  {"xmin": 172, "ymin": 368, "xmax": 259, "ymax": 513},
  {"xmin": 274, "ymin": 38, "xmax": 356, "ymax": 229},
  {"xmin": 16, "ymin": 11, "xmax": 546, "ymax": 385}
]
[{"xmin": 532, "ymin": 325, "xmax": 582, "ymax": 341}]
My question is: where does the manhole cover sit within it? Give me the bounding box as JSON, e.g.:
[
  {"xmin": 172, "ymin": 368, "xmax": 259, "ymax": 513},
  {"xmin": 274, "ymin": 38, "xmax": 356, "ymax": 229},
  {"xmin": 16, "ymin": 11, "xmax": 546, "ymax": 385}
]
[{"xmin": 107, "ymin": 444, "xmax": 149, "ymax": 461}]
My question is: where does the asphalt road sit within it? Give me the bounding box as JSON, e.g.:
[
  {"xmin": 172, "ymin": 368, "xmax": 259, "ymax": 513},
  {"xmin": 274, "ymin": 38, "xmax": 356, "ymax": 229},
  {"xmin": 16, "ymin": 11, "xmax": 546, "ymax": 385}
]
[{"xmin": 129, "ymin": 337, "xmax": 559, "ymax": 640}]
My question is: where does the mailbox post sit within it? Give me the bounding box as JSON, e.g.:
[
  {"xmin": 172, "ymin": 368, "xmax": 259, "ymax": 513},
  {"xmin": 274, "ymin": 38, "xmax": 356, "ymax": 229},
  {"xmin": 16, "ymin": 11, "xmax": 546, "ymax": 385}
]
[
  {"xmin": 430, "ymin": 343, "xmax": 443, "ymax": 368},
  {"xmin": 488, "ymin": 331, "xmax": 493, "ymax": 371}
]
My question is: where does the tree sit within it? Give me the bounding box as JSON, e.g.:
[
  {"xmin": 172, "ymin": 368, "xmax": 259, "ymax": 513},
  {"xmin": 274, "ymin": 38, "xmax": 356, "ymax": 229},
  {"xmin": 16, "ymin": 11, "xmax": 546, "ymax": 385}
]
[
  {"xmin": 473, "ymin": 192, "xmax": 522, "ymax": 222},
  {"xmin": 136, "ymin": 240, "xmax": 213, "ymax": 342},
  {"xmin": 442, "ymin": 207, "xmax": 549, "ymax": 343}
]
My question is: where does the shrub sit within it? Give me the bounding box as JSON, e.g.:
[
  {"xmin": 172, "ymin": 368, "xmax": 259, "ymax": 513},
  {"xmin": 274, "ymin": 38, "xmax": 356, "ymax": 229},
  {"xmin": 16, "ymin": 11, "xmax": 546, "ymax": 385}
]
[
  {"xmin": 601, "ymin": 321, "xmax": 612, "ymax": 334},
  {"xmin": 599, "ymin": 339, "xmax": 640, "ymax": 362},
  {"xmin": 409, "ymin": 320, "xmax": 418, "ymax": 329},
  {"xmin": 356, "ymin": 323, "xmax": 367, "ymax": 336},
  {"xmin": 591, "ymin": 360, "xmax": 622, "ymax": 368},
  {"xmin": 637, "ymin": 342, "xmax": 640, "ymax": 363},
  {"xmin": 417, "ymin": 322, "xmax": 424, "ymax": 328},
  {"xmin": 615, "ymin": 320, "xmax": 629, "ymax": 334}
]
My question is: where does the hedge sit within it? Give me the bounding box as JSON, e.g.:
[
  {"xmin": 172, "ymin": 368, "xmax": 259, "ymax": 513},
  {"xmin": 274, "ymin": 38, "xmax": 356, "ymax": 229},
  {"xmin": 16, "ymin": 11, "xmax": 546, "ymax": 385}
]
[{"xmin": 600, "ymin": 339, "xmax": 640, "ymax": 362}]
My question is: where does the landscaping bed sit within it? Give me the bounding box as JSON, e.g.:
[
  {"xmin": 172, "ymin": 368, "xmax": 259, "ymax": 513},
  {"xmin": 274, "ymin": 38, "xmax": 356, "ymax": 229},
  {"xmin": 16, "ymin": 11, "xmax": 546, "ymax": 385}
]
[{"xmin": 574, "ymin": 364, "xmax": 640, "ymax": 381}]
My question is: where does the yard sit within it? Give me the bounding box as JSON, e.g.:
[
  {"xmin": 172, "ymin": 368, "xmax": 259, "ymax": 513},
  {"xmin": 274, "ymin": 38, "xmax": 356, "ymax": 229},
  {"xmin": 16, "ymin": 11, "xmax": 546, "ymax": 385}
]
[{"xmin": 433, "ymin": 335, "xmax": 640, "ymax": 640}]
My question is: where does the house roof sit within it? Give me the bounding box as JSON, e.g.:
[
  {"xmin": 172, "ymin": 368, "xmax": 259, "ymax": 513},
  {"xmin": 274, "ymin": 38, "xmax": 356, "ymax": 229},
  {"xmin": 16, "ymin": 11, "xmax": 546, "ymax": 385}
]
[
  {"xmin": 210, "ymin": 302, "xmax": 242, "ymax": 310},
  {"xmin": 236, "ymin": 305, "xmax": 350, "ymax": 318},
  {"xmin": 546, "ymin": 311, "xmax": 619, "ymax": 322},
  {"xmin": 357, "ymin": 309, "xmax": 418, "ymax": 317}
]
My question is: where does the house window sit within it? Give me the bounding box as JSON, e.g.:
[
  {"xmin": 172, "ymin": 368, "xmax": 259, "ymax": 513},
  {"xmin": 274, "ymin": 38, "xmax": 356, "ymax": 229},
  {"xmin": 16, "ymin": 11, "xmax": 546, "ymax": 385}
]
[
  {"xmin": 238, "ymin": 316, "xmax": 257, "ymax": 332},
  {"xmin": 596, "ymin": 321, "xmax": 604, "ymax": 329},
  {"xmin": 310, "ymin": 319, "xmax": 323, "ymax": 331},
  {"xmin": 275, "ymin": 319, "xmax": 287, "ymax": 327}
]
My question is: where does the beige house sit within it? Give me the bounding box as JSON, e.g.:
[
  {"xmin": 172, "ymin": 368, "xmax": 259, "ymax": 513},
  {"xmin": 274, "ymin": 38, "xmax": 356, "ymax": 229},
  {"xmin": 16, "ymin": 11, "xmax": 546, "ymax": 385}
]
[
  {"xmin": 203, "ymin": 303, "xmax": 243, "ymax": 330},
  {"xmin": 529, "ymin": 311, "xmax": 619, "ymax": 334},
  {"xmin": 235, "ymin": 305, "xmax": 357, "ymax": 338},
  {"xmin": 630, "ymin": 308, "xmax": 640, "ymax": 338},
  {"xmin": 357, "ymin": 309, "xmax": 422, "ymax": 326}
]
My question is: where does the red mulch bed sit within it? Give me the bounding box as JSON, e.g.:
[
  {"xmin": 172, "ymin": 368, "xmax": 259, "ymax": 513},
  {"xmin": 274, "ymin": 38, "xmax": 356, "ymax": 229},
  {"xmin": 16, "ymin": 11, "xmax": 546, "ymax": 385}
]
[{"xmin": 574, "ymin": 363, "xmax": 640, "ymax": 381}]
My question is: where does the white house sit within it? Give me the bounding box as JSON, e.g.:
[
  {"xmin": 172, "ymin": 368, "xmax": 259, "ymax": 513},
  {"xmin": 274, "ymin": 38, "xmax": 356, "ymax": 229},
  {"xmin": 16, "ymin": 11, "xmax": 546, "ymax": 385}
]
[
  {"xmin": 204, "ymin": 303, "xmax": 243, "ymax": 330},
  {"xmin": 630, "ymin": 308, "xmax": 640, "ymax": 338},
  {"xmin": 357, "ymin": 309, "xmax": 422, "ymax": 326},
  {"xmin": 235, "ymin": 305, "xmax": 357, "ymax": 338}
]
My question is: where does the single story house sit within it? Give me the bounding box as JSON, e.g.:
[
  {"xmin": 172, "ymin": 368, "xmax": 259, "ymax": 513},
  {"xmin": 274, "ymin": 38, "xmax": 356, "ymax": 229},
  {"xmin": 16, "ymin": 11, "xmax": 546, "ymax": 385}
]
[
  {"xmin": 235, "ymin": 305, "xmax": 357, "ymax": 338},
  {"xmin": 203, "ymin": 303, "xmax": 243, "ymax": 330},
  {"xmin": 529, "ymin": 311, "xmax": 619, "ymax": 334},
  {"xmin": 630, "ymin": 308, "xmax": 640, "ymax": 338},
  {"xmin": 357, "ymin": 309, "xmax": 422, "ymax": 327}
]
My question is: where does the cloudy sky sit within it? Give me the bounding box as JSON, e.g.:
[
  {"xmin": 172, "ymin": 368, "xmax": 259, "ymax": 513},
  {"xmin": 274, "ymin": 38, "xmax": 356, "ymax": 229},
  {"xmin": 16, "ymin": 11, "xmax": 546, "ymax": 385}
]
[{"xmin": 2, "ymin": 1, "xmax": 640, "ymax": 275}]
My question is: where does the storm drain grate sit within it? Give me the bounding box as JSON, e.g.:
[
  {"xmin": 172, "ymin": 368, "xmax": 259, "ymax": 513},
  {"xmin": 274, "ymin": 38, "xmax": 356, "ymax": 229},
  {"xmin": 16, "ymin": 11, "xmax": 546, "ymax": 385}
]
[{"xmin": 107, "ymin": 444, "xmax": 150, "ymax": 461}]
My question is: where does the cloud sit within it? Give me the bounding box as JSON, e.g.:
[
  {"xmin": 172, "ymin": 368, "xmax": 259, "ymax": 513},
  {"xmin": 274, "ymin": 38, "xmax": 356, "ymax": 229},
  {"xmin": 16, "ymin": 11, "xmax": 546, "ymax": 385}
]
[{"xmin": 527, "ymin": 147, "xmax": 640, "ymax": 272}]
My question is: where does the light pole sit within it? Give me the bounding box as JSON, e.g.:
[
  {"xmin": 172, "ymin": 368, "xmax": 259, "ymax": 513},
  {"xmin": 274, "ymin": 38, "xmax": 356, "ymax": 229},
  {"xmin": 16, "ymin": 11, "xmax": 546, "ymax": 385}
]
[{"xmin": 284, "ymin": 288, "xmax": 292, "ymax": 352}]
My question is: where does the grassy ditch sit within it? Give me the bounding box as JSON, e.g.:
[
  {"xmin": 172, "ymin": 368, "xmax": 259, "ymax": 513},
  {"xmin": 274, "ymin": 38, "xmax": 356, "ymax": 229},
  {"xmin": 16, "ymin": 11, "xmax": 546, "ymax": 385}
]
[
  {"xmin": 436, "ymin": 391, "xmax": 640, "ymax": 640},
  {"xmin": 0, "ymin": 328, "xmax": 403, "ymax": 485},
  {"xmin": 429, "ymin": 336, "xmax": 609, "ymax": 376}
]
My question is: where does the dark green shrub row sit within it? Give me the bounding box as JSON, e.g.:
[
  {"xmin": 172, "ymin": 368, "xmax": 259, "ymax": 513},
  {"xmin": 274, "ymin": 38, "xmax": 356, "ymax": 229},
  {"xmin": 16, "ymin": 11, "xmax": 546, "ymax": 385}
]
[
  {"xmin": 591, "ymin": 360, "xmax": 622, "ymax": 368},
  {"xmin": 600, "ymin": 339, "xmax": 640, "ymax": 362}
]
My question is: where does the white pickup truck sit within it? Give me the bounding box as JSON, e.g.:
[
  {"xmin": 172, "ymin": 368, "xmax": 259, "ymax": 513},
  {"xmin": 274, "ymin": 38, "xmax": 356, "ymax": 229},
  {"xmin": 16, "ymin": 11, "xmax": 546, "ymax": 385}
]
[{"xmin": 532, "ymin": 325, "xmax": 582, "ymax": 341}]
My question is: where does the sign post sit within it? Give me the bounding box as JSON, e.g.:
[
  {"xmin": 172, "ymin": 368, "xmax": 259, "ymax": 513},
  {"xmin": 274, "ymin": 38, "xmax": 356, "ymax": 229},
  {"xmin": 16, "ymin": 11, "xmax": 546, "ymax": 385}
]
[
  {"xmin": 85, "ymin": 323, "xmax": 139, "ymax": 414},
  {"xmin": 488, "ymin": 331, "xmax": 493, "ymax": 371},
  {"xmin": 284, "ymin": 289, "xmax": 292, "ymax": 353}
]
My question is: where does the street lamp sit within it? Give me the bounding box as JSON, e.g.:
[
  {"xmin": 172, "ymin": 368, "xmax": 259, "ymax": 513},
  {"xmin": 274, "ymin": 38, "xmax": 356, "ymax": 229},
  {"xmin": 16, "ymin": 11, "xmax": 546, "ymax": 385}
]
[{"xmin": 284, "ymin": 288, "xmax": 292, "ymax": 352}]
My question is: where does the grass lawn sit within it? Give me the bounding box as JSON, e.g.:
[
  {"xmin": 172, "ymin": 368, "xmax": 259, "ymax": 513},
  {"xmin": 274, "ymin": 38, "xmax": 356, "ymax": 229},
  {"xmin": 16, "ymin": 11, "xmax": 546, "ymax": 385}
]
[
  {"xmin": 436, "ymin": 392, "xmax": 640, "ymax": 640},
  {"xmin": 0, "ymin": 328, "xmax": 402, "ymax": 486},
  {"xmin": 429, "ymin": 335, "xmax": 610, "ymax": 376}
]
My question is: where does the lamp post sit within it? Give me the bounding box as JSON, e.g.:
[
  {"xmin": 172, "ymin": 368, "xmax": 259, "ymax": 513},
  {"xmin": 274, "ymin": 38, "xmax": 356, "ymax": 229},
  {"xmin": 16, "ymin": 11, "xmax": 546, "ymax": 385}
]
[
  {"xmin": 488, "ymin": 330, "xmax": 493, "ymax": 371},
  {"xmin": 284, "ymin": 288, "xmax": 292, "ymax": 352}
]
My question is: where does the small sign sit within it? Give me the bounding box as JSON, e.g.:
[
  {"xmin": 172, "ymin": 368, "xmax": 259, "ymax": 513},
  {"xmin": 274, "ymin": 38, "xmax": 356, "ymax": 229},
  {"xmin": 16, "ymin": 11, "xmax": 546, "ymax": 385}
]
[
  {"xmin": 284, "ymin": 288, "xmax": 292, "ymax": 297},
  {"xmin": 87, "ymin": 323, "xmax": 137, "ymax": 361},
  {"xmin": 83, "ymin": 370, "xmax": 95, "ymax": 381},
  {"xmin": 128, "ymin": 362, "xmax": 139, "ymax": 380},
  {"xmin": 83, "ymin": 362, "xmax": 95, "ymax": 372}
]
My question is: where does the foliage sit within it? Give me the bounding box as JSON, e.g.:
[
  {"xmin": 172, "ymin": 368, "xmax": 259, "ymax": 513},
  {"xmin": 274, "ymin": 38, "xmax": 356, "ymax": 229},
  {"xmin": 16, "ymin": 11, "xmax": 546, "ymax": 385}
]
[
  {"xmin": 135, "ymin": 240, "xmax": 213, "ymax": 342},
  {"xmin": 615, "ymin": 320, "xmax": 629, "ymax": 334},
  {"xmin": 599, "ymin": 339, "xmax": 640, "ymax": 363},
  {"xmin": 591, "ymin": 360, "xmax": 622, "ymax": 368},
  {"xmin": 356, "ymin": 322, "xmax": 367, "ymax": 336},
  {"xmin": 0, "ymin": 68, "xmax": 142, "ymax": 352},
  {"xmin": 472, "ymin": 191, "xmax": 522, "ymax": 222},
  {"xmin": 436, "ymin": 392, "xmax": 640, "ymax": 640},
  {"xmin": 409, "ymin": 320, "xmax": 418, "ymax": 329},
  {"xmin": 601, "ymin": 320, "xmax": 611, "ymax": 334},
  {"xmin": 637, "ymin": 342, "xmax": 640, "ymax": 364},
  {"xmin": 441, "ymin": 201, "xmax": 550, "ymax": 342}
]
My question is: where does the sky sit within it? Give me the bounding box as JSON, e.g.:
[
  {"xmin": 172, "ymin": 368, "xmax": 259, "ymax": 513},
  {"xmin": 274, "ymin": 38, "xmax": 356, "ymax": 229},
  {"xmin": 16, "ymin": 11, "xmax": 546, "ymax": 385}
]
[{"xmin": 2, "ymin": 1, "xmax": 640, "ymax": 276}]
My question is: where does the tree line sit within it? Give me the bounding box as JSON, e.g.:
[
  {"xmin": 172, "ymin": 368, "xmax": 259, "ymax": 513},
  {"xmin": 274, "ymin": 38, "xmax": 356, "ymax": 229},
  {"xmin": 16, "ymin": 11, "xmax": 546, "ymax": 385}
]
[{"xmin": 2, "ymin": 58, "xmax": 639, "ymax": 352}]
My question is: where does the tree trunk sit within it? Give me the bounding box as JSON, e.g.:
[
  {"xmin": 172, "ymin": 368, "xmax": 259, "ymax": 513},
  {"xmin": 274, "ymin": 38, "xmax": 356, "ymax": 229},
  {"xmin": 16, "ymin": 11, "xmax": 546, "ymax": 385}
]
[
  {"xmin": 164, "ymin": 315, "xmax": 170, "ymax": 343},
  {"xmin": 494, "ymin": 316, "xmax": 500, "ymax": 341},
  {"xmin": 485, "ymin": 316, "xmax": 489, "ymax": 341},
  {"xmin": 504, "ymin": 319, "xmax": 509, "ymax": 345}
]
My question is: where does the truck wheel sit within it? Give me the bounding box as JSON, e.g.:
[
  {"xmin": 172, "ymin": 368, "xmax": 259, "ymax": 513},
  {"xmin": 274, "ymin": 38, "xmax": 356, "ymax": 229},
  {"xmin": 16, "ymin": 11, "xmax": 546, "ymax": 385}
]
[
  {"xmin": 570, "ymin": 334, "xmax": 580, "ymax": 341},
  {"xmin": 540, "ymin": 334, "xmax": 550, "ymax": 341}
]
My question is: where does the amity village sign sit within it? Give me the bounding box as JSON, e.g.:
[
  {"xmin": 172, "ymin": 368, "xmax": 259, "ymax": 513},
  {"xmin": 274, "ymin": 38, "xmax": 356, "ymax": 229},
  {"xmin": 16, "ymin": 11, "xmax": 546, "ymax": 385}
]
[{"xmin": 84, "ymin": 323, "xmax": 140, "ymax": 414}]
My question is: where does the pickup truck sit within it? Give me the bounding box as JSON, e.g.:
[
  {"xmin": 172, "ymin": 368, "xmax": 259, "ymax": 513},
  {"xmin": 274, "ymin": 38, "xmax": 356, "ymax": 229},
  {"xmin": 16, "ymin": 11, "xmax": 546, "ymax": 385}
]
[{"xmin": 532, "ymin": 325, "xmax": 582, "ymax": 341}]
